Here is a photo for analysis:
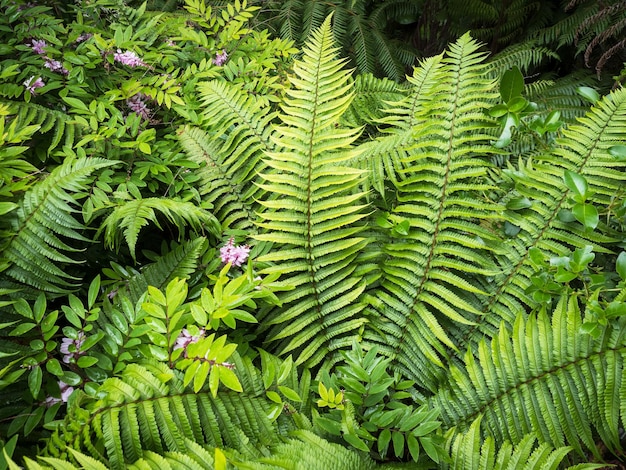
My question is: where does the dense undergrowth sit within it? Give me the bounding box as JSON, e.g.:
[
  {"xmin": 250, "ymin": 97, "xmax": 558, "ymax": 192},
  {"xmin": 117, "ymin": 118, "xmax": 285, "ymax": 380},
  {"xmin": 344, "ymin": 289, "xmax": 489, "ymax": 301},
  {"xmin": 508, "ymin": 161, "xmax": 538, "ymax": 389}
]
[{"xmin": 1, "ymin": 0, "xmax": 626, "ymax": 468}]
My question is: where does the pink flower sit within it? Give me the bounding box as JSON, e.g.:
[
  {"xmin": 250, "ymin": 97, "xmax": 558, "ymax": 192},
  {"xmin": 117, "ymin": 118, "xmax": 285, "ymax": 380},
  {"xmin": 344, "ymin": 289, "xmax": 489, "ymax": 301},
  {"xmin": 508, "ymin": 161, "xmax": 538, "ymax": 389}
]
[
  {"xmin": 30, "ymin": 39, "xmax": 46, "ymax": 55},
  {"xmin": 127, "ymin": 93, "xmax": 151, "ymax": 121},
  {"xmin": 60, "ymin": 331, "xmax": 85, "ymax": 363},
  {"xmin": 220, "ymin": 237, "xmax": 250, "ymax": 267},
  {"xmin": 173, "ymin": 328, "xmax": 205, "ymax": 351},
  {"xmin": 23, "ymin": 76, "xmax": 44, "ymax": 95},
  {"xmin": 44, "ymin": 58, "xmax": 68, "ymax": 75},
  {"xmin": 113, "ymin": 49, "xmax": 147, "ymax": 67},
  {"xmin": 44, "ymin": 381, "xmax": 74, "ymax": 406},
  {"xmin": 213, "ymin": 49, "xmax": 228, "ymax": 66},
  {"xmin": 76, "ymin": 33, "xmax": 92, "ymax": 43}
]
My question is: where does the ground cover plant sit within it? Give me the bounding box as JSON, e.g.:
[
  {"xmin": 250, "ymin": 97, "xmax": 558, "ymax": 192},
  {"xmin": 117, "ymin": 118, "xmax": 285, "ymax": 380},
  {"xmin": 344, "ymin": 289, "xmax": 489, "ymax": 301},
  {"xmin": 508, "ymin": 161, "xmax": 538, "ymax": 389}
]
[{"xmin": 1, "ymin": 0, "xmax": 626, "ymax": 468}]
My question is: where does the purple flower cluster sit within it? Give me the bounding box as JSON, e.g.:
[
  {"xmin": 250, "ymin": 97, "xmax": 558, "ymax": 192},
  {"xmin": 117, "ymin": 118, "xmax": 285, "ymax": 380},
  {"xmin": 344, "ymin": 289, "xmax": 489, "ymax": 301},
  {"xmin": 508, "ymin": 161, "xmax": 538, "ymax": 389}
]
[
  {"xmin": 75, "ymin": 33, "xmax": 93, "ymax": 43},
  {"xmin": 127, "ymin": 93, "xmax": 152, "ymax": 121},
  {"xmin": 220, "ymin": 237, "xmax": 250, "ymax": 267},
  {"xmin": 113, "ymin": 49, "xmax": 147, "ymax": 67},
  {"xmin": 23, "ymin": 76, "xmax": 44, "ymax": 95},
  {"xmin": 173, "ymin": 328, "xmax": 205, "ymax": 351},
  {"xmin": 44, "ymin": 58, "xmax": 69, "ymax": 76},
  {"xmin": 60, "ymin": 332, "xmax": 85, "ymax": 363},
  {"xmin": 28, "ymin": 39, "xmax": 68, "ymax": 78},
  {"xmin": 213, "ymin": 49, "xmax": 228, "ymax": 66},
  {"xmin": 30, "ymin": 39, "xmax": 47, "ymax": 55}
]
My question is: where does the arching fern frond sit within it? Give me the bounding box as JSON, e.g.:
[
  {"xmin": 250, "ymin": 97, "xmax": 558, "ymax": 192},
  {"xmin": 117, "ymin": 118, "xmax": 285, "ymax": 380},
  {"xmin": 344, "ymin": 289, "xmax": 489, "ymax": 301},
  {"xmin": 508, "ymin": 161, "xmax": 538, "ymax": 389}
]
[
  {"xmin": 253, "ymin": 16, "xmax": 370, "ymax": 368},
  {"xmin": 99, "ymin": 197, "xmax": 219, "ymax": 260},
  {"xmin": 0, "ymin": 157, "xmax": 116, "ymax": 295},
  {"xmin": 352, "ymin": 53, "xmax": 446, "ymax": 197},
  {"xmin": 178, "ymin": 80, "xmax": 278, "ymax": 231},
  {"xmin": 442, "ymin": 416, "xmax": 603, "ymax": 470},
  {"xmin": 435, "ymin": 294, "xmax": 626, "ymax": 461},
  {"xmin": 122, "ymin": 237, "xmax": 208, "ymax": 303},
  {"xmin": 464, "ymin": 85, "xmax": 626, "ymax": 346},
  {"xmin": 365, "ymin": 33, "xmax": 502, "ymax": 391},
  {"xmin": 46, "ymin": 359, "xmax": 279, "ymax": 470}
]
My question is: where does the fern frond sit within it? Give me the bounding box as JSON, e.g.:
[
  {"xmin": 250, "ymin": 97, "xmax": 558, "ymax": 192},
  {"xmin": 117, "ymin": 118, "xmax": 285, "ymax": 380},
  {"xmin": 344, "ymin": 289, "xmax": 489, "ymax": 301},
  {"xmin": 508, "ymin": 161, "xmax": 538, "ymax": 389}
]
[
  {"xmin": 123, "ymin": 237, "xmax": 208, "ymax": 303},
  {"xmin": 0, "ymin": 157, "xmax": 116, "ymax": 295},
  {"xmin": 1, "ymin": 100, "xmax": 81, "ymax": 154},
  {"xmin": 240, "ymin": 429, "xmax": 378, "ymax": 470},
  {"xmin": 48, "ymin": 358, "xmax": 278, "ymax": 470},
  {"xmin": 177, "ymin": 81, "xmax": 276, "ymax": 230},
  {"xmin": 253, "ymin": 16, "xmax": 370, "ymax": 367},
  {"xmin": 99, "ymin": 197, "xmax": 219, "ymax": 260},
  {"xmin": 435, "ymin": 295, "xmax": 626, "ymax": 461},
  {"xmin": 465, "ymin": 86, "xmax": 626, "ymax": 345},
  {"xmin": 365, "ymin": 33, "xmax": 502, "ymax": 390},
  {"xmin": 443, "ymin": 416, "xmax": 604, "ymax": 470},
  {"xmin": 353, "ymin": 53, "xmax": 446, "ymax": 196}
]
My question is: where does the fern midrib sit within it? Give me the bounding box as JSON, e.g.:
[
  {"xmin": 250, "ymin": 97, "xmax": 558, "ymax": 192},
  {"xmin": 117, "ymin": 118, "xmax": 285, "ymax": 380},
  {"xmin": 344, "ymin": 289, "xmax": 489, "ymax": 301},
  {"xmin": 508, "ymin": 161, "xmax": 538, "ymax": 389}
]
[
  {"xmin": 390, "ymin": 66, "xmax": 460, "ymax": 360},
  {"xmin": 445, "ymin": 342, "xmax": 626, "ymax": 430},
  {"xmin": 304, "ymin": 41, "xmax": 324, "ymax": 338},
  {"xmin": 460, "ymin": 102, "xmax": 617, "ymax": 352}
]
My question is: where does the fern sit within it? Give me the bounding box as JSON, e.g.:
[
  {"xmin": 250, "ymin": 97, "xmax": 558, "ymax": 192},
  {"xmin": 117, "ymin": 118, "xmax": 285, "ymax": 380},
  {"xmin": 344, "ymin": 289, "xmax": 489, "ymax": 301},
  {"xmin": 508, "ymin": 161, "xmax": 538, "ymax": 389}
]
[
  {"xmin": 463, "ymin": 85, "xmax": 626, "ymax": 347},
  {"xmin": 0, "ymin": 156, "xmax": 116, "ymax": 295},
  {"xmin": 435, "ymin": 294, "xmax": 626, "ymax": 460},
  {"xmin": 178, "ymin": 80, "xmax": 277, "ymax": 231},
  {"xmin": 98, "ymin": 197, "xmax": 219, "ymax": 260},
  {"xmin": 443, "ymin": 416, "xmax": 604, "ymax": 470},
  {"xmin": 46, "ymin": 358, "xmax": 279, "ymax": 470},
  {"xmin": 253, "ymin": 16, "xmax": 370, "ymax": 367},
  {"xmin": 365, "ymin": 33, "xmax": 502, "ymax": 390}
]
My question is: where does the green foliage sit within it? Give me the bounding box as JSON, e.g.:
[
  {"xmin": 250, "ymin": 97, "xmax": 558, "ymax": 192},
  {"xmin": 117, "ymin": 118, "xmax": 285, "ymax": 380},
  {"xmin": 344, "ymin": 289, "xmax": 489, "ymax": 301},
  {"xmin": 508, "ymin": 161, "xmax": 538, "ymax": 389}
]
[
  {"xmin": 2, "ymin": 0, "xmax": 626, "ymax": 468},
  {"xmin": 253, "ymin": 16, "xmax": 370, "ymax": 368}
]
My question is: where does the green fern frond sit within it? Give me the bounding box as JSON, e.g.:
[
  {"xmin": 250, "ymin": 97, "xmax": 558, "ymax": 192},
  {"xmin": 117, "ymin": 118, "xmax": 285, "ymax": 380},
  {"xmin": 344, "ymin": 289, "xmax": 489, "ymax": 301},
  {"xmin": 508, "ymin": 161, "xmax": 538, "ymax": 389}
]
[
  {"xmin": 123, "ymin": 237, "xmax": 208, "ymax": 303},
  {"xmin": 253, "ymin": 16, "xmax": 370, "ymax": 367},
  {"xmin": 0, "ymin": 157, "xmax": 116, "ymax": 295},
  {"xmin": 340, "ymin": 73, "xmax": 406, "ymax": 129},
  {"xmin": 240, "ymin": 429, "xmax": 378, "ymax": 470},
  {"xmin": 177, "ymin": 80, "xmax": 276, "ymax": 230},
  {"xmin": 466, "ymin": 86, "xmax": 626, "ymax": 344},
  {"xmin": 365, "ymin": 33, "xmax": 502, "ymax": 390},
  {"xmin": 353, "ymin": 53, "xmax": 446, "ymax": 196},
  {"xmin": 1, "ymin": 100, "xmax": 81, "ymax": 155},
  {"xmin": 443, "ymin": 416, "xmax": 604, "ymax": 470},
  {"xmin": 47, "ymin": 359, "xmax": 278, "ymax": 470},
  {"xmin": 435, "ymin": 294, "xmax": 626, "ymax": 461},
  {"xmin": 99, "ymin": 197, "xmax": 219, "ymax": 260},
  {"xmin": 488, "ymin": 41, "xmax": 560, "ymax": 77}
]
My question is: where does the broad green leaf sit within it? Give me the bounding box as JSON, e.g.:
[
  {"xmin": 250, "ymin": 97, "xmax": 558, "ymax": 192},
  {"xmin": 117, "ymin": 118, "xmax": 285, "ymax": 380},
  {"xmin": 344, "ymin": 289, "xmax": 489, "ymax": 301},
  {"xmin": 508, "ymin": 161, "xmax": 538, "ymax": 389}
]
[
  {"xmin": 219, "ymin": 366, "xmax": 242, "ymax": 392},
  {"xmin": 563, "ymin": 170, "xmax": 588, "ymax": 200},
  {"xmin": 572, "ymin": 203, "xmax": 598, "ymax": 230},
  {"xmin": 577, "ymin": 86, "xmax": 599, "ymax": 103},
  {"xmin": 500, "ymin": 66, "xmax": 524, "ymax": 103}
]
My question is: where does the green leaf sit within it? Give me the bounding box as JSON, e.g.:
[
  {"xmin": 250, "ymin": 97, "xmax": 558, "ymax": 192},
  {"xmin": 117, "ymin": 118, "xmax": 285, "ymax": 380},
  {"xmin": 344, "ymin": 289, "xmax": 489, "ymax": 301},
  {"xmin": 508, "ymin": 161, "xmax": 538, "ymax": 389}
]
[
  {"xmin": 500, "ymin": 66, "xmax": 524, "ymax": 103},
  {"xmin": 617, "ymin": 252, "xmax": 626, "ymax": 282},
  {"xmin": 344, "ymin": 433, "xmax": 370, "ymax": 453},
  {"xmin": 577, "ymin": 86, "xmax": 599, "ymax": 103},
  {"xmin": 278, "ymin": 385, "xmax": 302, "ymax": 402},
  {"xmin": 572, "ymin": 203, "xmax": 598, "ymax": 230},
  {"xmin": 392, "ymin": 431, "xmax": 405, "ymax": 458},
  {"xmin": 378, "ymin": 428, "xmax": 392, "ymax": 457},
  {"xmin": 563, "ymin": 170, "xmax": 588, "ymax": 200},
  {"xmin": 28, "ymin": 366, "xmax": 42, "ymax": 398},
  {"xmin": 407, "ymin": 433, "xmax": 420, "ymax": 461},
  {"xmin": 609, "ymin": 145, "xmax": 626, "ymax": 161},
  {"xmin": 506, "ymin": 197, "xmax": 532, "ymax": 210},
  {"xmin": 219, "ymin": 366, "xmax": 243, "ymax": 392}
]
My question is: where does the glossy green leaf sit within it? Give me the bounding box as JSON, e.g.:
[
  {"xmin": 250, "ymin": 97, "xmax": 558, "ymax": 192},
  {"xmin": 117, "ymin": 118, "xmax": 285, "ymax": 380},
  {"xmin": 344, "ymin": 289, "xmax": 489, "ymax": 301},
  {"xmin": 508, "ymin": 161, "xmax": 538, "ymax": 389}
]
[{"xmin": 500, "ymin": 66, "xmax": 524, "ymax": 103}]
